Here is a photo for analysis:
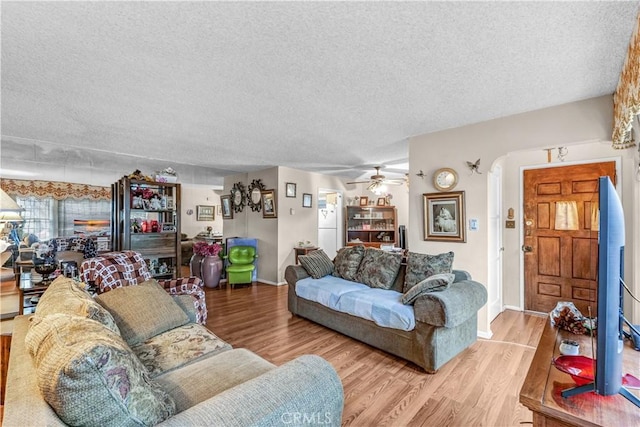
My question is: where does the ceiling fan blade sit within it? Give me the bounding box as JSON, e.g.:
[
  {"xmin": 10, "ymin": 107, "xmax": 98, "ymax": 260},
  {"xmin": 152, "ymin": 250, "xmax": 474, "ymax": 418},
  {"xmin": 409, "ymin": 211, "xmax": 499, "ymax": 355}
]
[{"xmin": 346, "ymin": 180, "xmax": 371, "ymax": 185}]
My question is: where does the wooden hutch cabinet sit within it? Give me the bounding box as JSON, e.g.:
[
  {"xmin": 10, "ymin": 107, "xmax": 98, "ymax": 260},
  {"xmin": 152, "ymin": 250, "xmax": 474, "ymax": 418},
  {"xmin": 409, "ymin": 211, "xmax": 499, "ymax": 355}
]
[
  {"xmin": 345, "ymin": 206, "xmax": 397, "ymax": 248},
  {"xmin": 111, "ymin": 177, "xmax": 181, "ymax": 279}
]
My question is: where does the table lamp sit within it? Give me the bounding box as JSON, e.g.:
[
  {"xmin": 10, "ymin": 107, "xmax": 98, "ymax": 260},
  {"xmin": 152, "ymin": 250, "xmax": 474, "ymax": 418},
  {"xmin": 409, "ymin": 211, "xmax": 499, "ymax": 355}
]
[{"xmin": 0, "ymin": 188, "xmax": 24, "ymax": 243}]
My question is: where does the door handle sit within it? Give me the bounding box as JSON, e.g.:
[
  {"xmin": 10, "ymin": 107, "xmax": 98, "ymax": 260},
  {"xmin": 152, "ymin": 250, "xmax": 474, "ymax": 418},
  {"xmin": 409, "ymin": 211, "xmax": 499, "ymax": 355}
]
[{"xmin": 522, "ymin": 245, "xmax": 533, "ymax": 253}]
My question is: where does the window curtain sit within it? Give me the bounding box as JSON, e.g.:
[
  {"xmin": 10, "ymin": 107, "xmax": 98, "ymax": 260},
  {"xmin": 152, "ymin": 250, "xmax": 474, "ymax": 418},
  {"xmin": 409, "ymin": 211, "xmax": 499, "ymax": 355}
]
[
  {"xmin": 1, "ymin": 179, "xmax": 111, "ymax": 240},
  {"xmin": 612, "ymin": 8, "xmax": 640, "ymax": 149},
  {"xmin": 0, "ymin": 179, "xmax": 111, "ymax": 201}
]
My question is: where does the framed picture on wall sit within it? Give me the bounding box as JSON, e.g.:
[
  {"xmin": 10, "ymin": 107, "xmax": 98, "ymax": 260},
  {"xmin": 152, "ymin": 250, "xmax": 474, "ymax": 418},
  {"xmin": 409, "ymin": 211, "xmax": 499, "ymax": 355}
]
[
  {"xmin": 423, "ymin": 191, "xmax": 466, "ymax": 242},
  {"xmin": 359, "ymin": 196, "xmax": 369, "ymax": 206},
  {"xmin": 196, "ymin": 205, "xmax": 215, "ymax": 221},
  {"xmin": 261, "ymin": 190, "xmax": 277, "ymax": 218},
  {"xmin": 286, "ymin": 182, "xmax": 297, "ymax": 198},
  {"xmin": 302, "ymin": 193, "xmax": 312, "ymax": 208},
  {"xmin": 221, "ymin": 195, "xmax": 233, "ymax": 219},
  {"xmin": 377, "ymin": 197, "xmax": 386, "ymax": 206}
]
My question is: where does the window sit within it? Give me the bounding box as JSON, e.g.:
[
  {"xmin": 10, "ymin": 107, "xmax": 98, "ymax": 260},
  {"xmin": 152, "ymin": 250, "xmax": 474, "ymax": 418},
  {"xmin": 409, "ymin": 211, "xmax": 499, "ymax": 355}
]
[{"xmin": 15, "ymin": 196, "xmax": 110, "ymax": 240}]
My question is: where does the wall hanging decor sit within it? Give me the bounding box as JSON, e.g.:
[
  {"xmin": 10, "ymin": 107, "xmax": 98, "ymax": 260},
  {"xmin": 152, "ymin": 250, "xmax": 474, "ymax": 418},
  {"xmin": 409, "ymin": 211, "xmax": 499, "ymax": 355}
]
[
  {"xmin": 423, "ymin": 191, "xmax": 466, "ymax": 243},
  {"xmin": 196, "ymin": 205, "xmax": 215, "ymax": 221},
  {"xmin": 261, "ymin": 189, "xmax": 277, "ymax": 218},
  {"xmin": 302, "ymin": 193, "xmax": 313, "ymax": 208},
  {"xmin": 221, "ymin": 195, "xmax": 233, "ymax": 219},
  {"xmin": 230, "ymin": 182, "xmax": 246, "ymax": 213},
  {"xmin": 247, "ymin": 179, "xmax": 266, "ymax": 212},
  {"xmin": 286, "ymin": 182, "xmax": 297, "ymax": 197}
]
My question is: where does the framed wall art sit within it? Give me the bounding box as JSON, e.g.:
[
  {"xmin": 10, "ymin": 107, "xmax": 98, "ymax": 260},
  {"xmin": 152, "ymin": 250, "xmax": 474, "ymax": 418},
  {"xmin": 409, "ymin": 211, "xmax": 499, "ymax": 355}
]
[
  {"xmin": 302, "ymin": 193, "xmax": 312, "ymax": 208},
  {"xmin": 359, "ymin": 196, "xmax": 369, "ymax": 206},
  {"xmin": 261, "ymin": 189, "xmax": 277, "ymax": 218},
  {"xmin": 221, "ymin": 196, "xmax": 233, "ymax": 219},
  {"xmin": 286, "ymin": 182, "xmax": 297, "ymax": 198},
  {"xmin": 423, "ymin": 191, "xmax": 466, "ymax": 242},
  {"xmin": 377, "ymin": 197, "xmax": 386, "ymax": 206},
  {"xmin": 196, "ymin": 205, "xmax": 215, "ymax": 221}
]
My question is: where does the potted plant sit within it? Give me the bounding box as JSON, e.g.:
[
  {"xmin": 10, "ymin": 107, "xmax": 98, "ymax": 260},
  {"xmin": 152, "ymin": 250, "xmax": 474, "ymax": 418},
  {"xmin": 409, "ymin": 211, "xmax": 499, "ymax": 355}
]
[{"xmin": 190, "ymin": 241, "xmax": 224, "ymax": 288}]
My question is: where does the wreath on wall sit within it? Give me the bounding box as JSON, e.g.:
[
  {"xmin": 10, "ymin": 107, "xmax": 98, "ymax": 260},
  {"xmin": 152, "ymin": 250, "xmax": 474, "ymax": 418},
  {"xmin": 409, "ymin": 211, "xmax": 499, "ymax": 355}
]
[
  {"xmin": 246, "ymin": 179, "xmax": 266, "ymax": 212},
  {"xmin": 231, "ymin": 182, "xmax": 246, "ymax": 213}
]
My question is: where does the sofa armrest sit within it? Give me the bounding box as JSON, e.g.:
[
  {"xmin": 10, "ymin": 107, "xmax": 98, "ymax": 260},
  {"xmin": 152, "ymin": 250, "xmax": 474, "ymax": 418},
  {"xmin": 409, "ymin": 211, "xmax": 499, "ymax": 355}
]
[
  {"xmin": 285, "ymin": 264, "xmax": 310, "ymax": 286},
  {"xmin": 413, "ymin": 280, "xmax": 487, "ymax": 328},
  {"xmin": 158, "ymin": 355, "xmax": 344, "ymax": 427},
  {"xmin": 452, "ymin": 269, "xmax": 472, "ymax": 282},
  {"xmin": 157, "ymin": 277, "xmax": 207, "ymax": 325}
]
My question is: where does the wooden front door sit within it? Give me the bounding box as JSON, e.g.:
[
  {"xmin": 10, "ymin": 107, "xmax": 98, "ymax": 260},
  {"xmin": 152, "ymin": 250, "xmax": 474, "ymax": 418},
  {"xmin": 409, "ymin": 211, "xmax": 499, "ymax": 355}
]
[{"xmin": 523, "ymin": 162, "xmax": 616, "ymax": 314}]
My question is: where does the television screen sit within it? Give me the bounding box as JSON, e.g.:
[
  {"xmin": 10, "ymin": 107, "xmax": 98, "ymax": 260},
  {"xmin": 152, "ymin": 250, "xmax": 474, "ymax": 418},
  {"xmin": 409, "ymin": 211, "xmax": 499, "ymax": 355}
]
[
  {"xmin": 595, "ymin": 176, "xmax": 624, "ymax": 396},
  {"xmin": 561, "ymin": 176, "xmax": 639, "ymax": 408}
]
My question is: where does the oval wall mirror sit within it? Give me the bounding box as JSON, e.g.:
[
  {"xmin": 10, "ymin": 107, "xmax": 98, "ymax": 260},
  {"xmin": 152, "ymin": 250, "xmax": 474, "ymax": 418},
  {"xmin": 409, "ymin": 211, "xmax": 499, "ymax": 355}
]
[
  {"xmin": 231, "ymin": 182, "xmax": 246, "ymax": 213},
  {"xmin": 247, "ymin": 179, "xmax": 266, "ymax": 212}
]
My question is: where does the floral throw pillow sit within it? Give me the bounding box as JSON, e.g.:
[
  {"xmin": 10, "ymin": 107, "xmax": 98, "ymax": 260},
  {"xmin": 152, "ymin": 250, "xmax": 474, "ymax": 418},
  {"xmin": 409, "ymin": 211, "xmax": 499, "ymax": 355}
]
[
  {"xmin": 25, "ymin": 314, "xmax": 175, "ymax": 426},
  {"xmin": 401, "ymin": 273, "xmax": 455, "ymax": 305},
  {"xmin": 355, "ymin": 248, "xmax": 403, "ymax": 290},
  {"xmin": 298, "ymin": 249, "xmax": 334, "ymax": 279},
  {"xmin": 332, "ymin": 245, "xmax": 365, "ymax": 281},
  {"xmin": 404, "ymin": 251, "xmax": 454, "ymax": 293}
]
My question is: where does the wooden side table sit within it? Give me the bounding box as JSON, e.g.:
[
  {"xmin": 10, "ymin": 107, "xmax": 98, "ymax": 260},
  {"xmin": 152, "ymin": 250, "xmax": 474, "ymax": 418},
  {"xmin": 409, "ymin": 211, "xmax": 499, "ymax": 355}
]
[
  {"xmin": 17, "ymin": 272, "xmax": 50, "ymax": 315},
  {"xmin": 519, "ymin": 320, "xmax": 640, "ymax": 426},
  {"xmin": 293, "ymin": 246, "xmax": 319, "ymax": 264}
]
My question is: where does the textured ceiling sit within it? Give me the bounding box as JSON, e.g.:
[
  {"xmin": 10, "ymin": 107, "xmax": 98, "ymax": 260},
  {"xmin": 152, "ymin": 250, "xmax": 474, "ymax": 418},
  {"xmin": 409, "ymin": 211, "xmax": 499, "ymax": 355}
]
[{"xmin": 1, "ymin": 1, "xmax": 638, "ymax": 184}]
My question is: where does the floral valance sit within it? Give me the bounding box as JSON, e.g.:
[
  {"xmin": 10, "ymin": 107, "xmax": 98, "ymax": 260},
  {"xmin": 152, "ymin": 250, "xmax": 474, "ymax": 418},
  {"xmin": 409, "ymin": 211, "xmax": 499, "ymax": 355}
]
[
  {"xmin": 612, "ymin": 8, "xmax": 640, "ymax": 149},
  {"xmin": 0, "ymin": 179, "xmax": 111, "ymax": 201}
]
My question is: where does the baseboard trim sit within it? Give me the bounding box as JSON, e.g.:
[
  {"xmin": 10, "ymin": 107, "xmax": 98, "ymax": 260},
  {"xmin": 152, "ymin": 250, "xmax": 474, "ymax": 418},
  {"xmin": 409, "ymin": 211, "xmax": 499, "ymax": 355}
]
[
  {"xmin": 257, "ymin": 279, "xmax": 286, "ymax": 286},
  {"xmin": 503, "ymin": 305, "xmax": 523, "ymax": 312},
  {"xmin": 478, "ymin": 330, "xmax": 493, "ymax": 340}
]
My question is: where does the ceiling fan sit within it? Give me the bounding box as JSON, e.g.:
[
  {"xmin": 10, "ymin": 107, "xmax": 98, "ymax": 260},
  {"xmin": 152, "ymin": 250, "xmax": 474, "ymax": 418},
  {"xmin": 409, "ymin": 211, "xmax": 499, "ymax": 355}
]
[{"xmin": 346, "ymin": 166, "xmax": 407, "ymax": 191}]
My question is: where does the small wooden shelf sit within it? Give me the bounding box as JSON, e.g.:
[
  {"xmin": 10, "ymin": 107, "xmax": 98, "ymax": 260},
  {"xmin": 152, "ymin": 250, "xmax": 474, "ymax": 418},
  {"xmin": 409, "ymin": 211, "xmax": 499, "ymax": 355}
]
[
  {"xmin": 519, "ymin": 321, "xmax": 640, "ymax": 426},
  {"xmin": 345, "ymin": 206, "xmax": 397, "ymax": 248}
]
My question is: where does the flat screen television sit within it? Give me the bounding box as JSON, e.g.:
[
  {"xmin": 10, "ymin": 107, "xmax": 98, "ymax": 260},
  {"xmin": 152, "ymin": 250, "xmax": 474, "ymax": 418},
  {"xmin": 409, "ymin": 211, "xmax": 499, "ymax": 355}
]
[{"xmin": 561, "ymin": 176, "xmax": 639, "ymax": 407}]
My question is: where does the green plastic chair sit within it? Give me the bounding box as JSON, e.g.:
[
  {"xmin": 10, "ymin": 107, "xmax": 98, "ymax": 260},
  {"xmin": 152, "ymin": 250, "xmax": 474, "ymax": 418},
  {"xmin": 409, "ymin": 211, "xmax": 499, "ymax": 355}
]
[{"xmin": 225, "ymin": 246, "xmax": 257, "ymax": 288}]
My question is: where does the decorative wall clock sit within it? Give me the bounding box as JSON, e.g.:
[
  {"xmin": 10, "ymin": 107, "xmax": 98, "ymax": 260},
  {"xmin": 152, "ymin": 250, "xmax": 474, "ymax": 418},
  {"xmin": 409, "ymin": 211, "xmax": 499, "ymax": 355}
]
[
  {"xmin": 230, "ymin": 182, "xmax": 246, "ymax": 213},
  {"xmin": 433, "ymin": 168, "xmax": 458, "ymax": 192},
  {"xmin": 247, "ymin": 179, "xmax": 266, "ymax": 212}
]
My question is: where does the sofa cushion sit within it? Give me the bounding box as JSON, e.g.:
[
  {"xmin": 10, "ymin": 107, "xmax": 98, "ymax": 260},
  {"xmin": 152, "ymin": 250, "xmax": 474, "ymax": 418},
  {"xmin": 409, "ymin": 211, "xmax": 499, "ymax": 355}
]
[
  {"xmin": 401, "ymin": 273, "xmax": 455, "ymax": 305},
  {"xmin": 132, "ymin": 323, "xmax": 232, "ymax": 377},
  {"xmin": 25, "ymin": 313, "xmax": 175, "ymax": 426},
  {"xmin": 35, "ymin": 275, "xmax": 120, "ymax": 334},
  {"xmin": 334, "ymin": 288, "xmax": 415, "ymax": 331},
  {"xmin": 296, "ymin": 275, "xmax": 370, "ymax": 309},
  {"xmin": 404, "ymin": 251, "xmax": 454, "ymax": 292},
  {"xmin": 298, "ymin": 249, "xmax": 334, "ymax": 279},
  {"xmin": 355, "ymin": 248, "xmax": 403, "ymax": 290},
  {"xmin": 95, "ymin": 279, "xmax": 189, "ymax": 346},
  {"xmin": 155, "ymin": 348, "xmax": 275, "ymax": 413},
  {"xmin": 332, "ymin": 245, "xmax": 365, "ymax": 281}
]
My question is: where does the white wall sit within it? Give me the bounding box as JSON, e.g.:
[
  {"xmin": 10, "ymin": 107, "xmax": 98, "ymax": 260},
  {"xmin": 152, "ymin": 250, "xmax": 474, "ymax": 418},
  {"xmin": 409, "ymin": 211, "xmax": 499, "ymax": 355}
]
[
  {"xmin": 180, "ymin": 184, "xmax": 223, "ymax": 237},
  {"xmin": 409, "ymin": 95, "xmax": 640, "ymax": 336},
  {"xmin": 223, "ymin": 166, "xmax": 411, "ymax": 285}
]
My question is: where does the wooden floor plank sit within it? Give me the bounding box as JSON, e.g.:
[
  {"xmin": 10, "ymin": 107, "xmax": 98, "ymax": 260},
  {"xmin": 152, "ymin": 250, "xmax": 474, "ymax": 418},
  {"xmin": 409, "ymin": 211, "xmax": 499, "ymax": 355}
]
[{"xmin": 205, "ymin": 283, "xmax": 544, "ymax": 427}]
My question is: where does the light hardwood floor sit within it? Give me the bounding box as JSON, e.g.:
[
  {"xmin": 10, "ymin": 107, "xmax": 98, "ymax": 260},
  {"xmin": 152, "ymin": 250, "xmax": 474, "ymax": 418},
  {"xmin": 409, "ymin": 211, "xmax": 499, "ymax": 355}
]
[{"xmin": 206, "ymin": 282, "xmax": 546, "ymax": 427}]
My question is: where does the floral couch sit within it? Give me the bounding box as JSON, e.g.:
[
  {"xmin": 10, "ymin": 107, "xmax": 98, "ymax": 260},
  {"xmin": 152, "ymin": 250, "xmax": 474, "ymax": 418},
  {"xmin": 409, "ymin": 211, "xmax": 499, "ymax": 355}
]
[
  {"xmin": 4, "ymin": 276, "xmax": 344, "ymax": 427},
  {"xmin": 286, "ymin": 246, "xmax": 487, "ymax": 373}
]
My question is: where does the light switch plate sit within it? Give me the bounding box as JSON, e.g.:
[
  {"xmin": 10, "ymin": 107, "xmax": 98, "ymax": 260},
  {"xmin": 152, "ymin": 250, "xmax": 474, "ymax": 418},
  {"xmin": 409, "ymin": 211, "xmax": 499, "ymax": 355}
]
[{"xmin": 469, "ymin": 219, "xmax": 479, "ymax": 231}]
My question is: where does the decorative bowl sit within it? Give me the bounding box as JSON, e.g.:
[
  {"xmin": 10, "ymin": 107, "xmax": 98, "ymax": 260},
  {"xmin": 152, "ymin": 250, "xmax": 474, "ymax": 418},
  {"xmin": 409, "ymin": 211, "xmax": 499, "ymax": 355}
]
[
  {"xmin": 34, "ymin": 263, "xmax": 57, "ymax": 283},
  {"xmin": 553, "ymin": 355, "xmax": 640, "ymax": 388}
]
